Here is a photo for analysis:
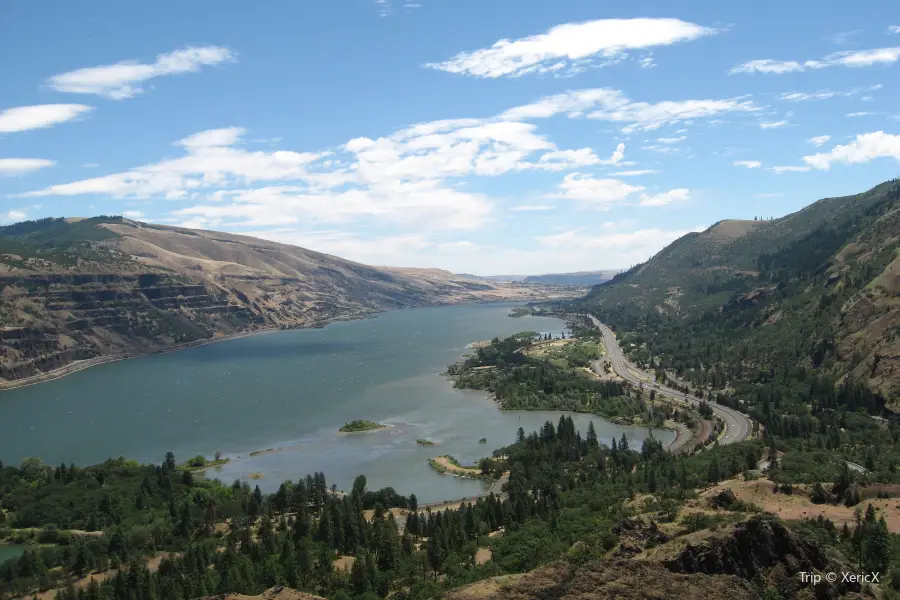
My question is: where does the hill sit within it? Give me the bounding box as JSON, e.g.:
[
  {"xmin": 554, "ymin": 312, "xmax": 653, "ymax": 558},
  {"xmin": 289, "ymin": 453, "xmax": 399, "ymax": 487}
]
[
  {"xmin": 524, "ymin": 270, "xmax": 620, "ymax": 286},
  {"xmin": 456, "ymin": 273, "xmax": 527, "ymax": 282},
  {"xmin": 579, "ymin": 179, "xmax": 900, "ymax": 409},
  {"xmin": 0, "ymin": 217, "xmax": 574, "ymax": 386}
]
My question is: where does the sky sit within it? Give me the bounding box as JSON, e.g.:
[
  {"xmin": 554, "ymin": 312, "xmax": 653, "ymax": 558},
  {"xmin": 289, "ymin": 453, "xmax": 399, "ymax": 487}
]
[{"xmin": 1, "ymin": 1, "xmax": 900, "ymax": 276}]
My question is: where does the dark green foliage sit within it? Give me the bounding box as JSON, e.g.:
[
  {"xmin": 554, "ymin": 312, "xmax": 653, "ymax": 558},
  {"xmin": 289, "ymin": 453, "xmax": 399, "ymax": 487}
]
[{"xmin": 447, "ymin": 333, "xmax": 636, "ymax": 421}]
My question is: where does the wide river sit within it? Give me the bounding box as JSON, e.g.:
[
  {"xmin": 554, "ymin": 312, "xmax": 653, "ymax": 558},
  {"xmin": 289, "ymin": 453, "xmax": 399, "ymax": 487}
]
[{"xmin": 0, "ymin": 303, "xmax": 671, "ymax": 503}]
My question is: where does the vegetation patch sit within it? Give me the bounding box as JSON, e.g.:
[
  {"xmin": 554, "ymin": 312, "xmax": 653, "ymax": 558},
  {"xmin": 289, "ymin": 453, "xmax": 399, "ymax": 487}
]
[
  {"xmin": 338, "ymin": 420, "xmax": 388, "ymax": 433},
  {"xmin": 416, "ymin": 439, "xmax": 436, "ymax": 446}
]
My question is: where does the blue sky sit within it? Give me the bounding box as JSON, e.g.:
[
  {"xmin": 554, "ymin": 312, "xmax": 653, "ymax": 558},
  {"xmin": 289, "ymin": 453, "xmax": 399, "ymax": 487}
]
[{"xmin": 1, "ymin": 1, "xmax": 899, "ymax": 275}]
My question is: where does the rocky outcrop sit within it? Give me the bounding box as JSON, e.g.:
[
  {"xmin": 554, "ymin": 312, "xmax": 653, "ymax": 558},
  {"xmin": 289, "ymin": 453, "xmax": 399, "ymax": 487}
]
[
  {"xmin": 664, "ymin": 516, "xmax": 862, "ymax": 598},
  {"xmin": 445, "ymin": 559, "xmax": 760, "ymax": 600}
]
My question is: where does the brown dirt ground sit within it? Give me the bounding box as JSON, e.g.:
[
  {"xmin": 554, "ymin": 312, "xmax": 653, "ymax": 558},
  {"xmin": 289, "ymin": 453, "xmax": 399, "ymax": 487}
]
[
  {"xmin": 432, "ymin": 456, "xmax": 482, "ymax": 477},
  {"xmin": 703, "ymin": 479, "xmax": 900, "ymax": 532},
  {"xmin": 332, "ymin": 555, "xmax": 356, "ymax": 572},
  {"xmin": 475, "ymin": 547, "xmax": 492, "ymax": 565}
]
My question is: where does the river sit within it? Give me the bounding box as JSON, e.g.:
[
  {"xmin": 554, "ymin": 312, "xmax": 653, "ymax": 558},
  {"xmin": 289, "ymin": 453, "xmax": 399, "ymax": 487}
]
[{"xmin": 0, "ymin": 303, "xmax": 671, "ymax": 503}]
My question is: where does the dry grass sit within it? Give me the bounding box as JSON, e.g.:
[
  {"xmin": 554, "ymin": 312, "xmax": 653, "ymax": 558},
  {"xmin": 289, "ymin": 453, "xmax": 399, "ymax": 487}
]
[
  {"xmin": 702, "ymin": 479, "xmax": 900, "ymax": 532},
  {"xmin": 332, "ymin": 555, "xmax": 356, "ymax": 572},
  {"xmin": 475, "ymin": 547, "xmax": 492, "ymax": 565}
]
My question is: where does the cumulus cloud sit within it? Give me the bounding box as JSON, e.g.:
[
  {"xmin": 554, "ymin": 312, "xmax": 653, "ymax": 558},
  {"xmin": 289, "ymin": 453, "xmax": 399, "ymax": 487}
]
[
  {"xmin": 1, "ymin": 210, "xmax": 27, "ymax": 223},
  {"xmin": 807, "ymin": 135, "xmax": 831, "ymax": 146},
  {"xmin": 733, "ymin": 160, "xmax": 762, "ymax": 168},
  {"xmin": 0, "ymin": 158, "xmax": 56, "ymax": 176},
  {"xmin": 803, "ymin": 131, "xmax": 900, "ymax": 170},
  {"xmin": 639, "ymin": 188, "xmax": 689, "ymax": 206},
  {"xmin": 0, "ymin": 104, "xmax": 92, "ymax": 133},
  {"xmin": 21, "ymin": 95, "xmax": 634, "ymax": 231},
  {"xmin": 425, "ymin": 18, "xmax": 716, "ymax": 78},
  {"xmin": 731, "ymin": 47, "xmax": 900, "ymax": 74},
  {"xmin": 550, "ymin": 174, "xmax": 643, "ymax": 208},
  {"xmin": 46, "ymin": 46, "xmax": 235, "ymax": 99},
  {"xmin": 549, "ymin": 173, "xmax": 687, "ymax": 209}
]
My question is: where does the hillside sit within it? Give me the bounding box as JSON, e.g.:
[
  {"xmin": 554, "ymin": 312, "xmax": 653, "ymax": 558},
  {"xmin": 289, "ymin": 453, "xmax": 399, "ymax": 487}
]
[
  {"xmin": 580, "ymin": 179, "xmax": 900, "ymax": 409},
  {"xmin": 524, "ymin": 270, "xmax": 620, "ymax": 286},
  {"xmin": 0, "ymin": 217, "xmax": 574, "ymax": 386}
]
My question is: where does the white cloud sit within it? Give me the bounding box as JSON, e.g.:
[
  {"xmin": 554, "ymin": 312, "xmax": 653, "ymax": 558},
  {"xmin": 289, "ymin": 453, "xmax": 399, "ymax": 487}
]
[
  {"xmin": 846, "ymin": 111, "xmax": 873, "ymax": 117},
  {"xmin": 0, "ymin": 158, "xmax": 56, "ymax": 175},
  {"xmin": 0, "ymin": 104, "xmax": 92, "ymax": 133},
  {"xmin": 47, "ymin": 46, "xmax": 235, "ymax": 99},
  {"xmin": 610, "ymin": 169, "xmax": 657, "ymax": 176},
  {"xmin": 551, "ymin": 174, "xmax": 644, "ymax": 208},
  {"xmin": 807, "ymin": 135, "xmax": 831, "ymax": 146},
  {"xmin": 760, "ymin": 120, "xmax": 789, "ymax": 129},
  {"xmin": 731, "ymin": 47, "xmax": 900, "ymax": 74},
  {"xmin": 803, "ymin": 131, "xmax": 900, "ymax": 170},
  {"xmin": 780, "ymin": 90, "xmax": 837, "ymax": 101},
  {"xmin": 887, "ymin": 26, "xmax": 900, "ymax": 34},
  {"xmin": 639, "ymin": 188, "xmax": 689, "ymax": 206},
  {"xmin": 178, "ymin": 127, "xmax": 245, "ymax": 149},
  {"xmin": 22, "ymin": 96, "xmax": 629, "ymax": 231},
  {"xmin": 769, "ymin": 165, "xmax": 812, "ymax": 173},
  {"xmin": 511, "ymin": 204, "xmax": 554, "ymax": 211},
  {"xmin": 425, "ymin": 18, "xmax": 716, "ymax": 78},
  {"xmin": 732, "ymin": 160, "xmax": 762, "ymax": 168},
  {"xmin": 656, "ymin": 135, "xmax": 686, "ymax": 144},
  {"xmin": 122, "ymin": 210, "xmax": 144, "ymax": 219},
  {"xmin": 502, "ymin": 88, "xmax": 759, "ymax": 134},
  {"xmin": 1, "ymin": 210, "xmax": 27, "ymax": 223},
  {"xmin": 549, "ymin": 173, "xmax": 687, "ymax": 209}
]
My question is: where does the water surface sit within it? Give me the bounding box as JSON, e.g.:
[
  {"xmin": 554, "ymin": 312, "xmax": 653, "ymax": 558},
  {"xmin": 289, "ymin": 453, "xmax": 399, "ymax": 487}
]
[{"xmin": 0, "ymin": 303, "xmax": 671, "ymax": 502}]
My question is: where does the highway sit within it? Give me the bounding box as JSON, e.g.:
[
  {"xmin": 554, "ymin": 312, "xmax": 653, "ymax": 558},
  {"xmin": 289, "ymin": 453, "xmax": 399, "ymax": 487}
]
[{"xmin": 583, "ymin": 315, "xmax": 753, "ymax": 449}]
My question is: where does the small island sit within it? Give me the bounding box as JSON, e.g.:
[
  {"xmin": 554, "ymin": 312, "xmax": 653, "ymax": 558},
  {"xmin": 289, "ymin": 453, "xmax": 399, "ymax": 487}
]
[
  {"xmin": 339, "ymin": 420, "xmax": 388, "ymax": 433},
  {"xmin": 416, "ymin": 438, "xmax": 436, "ymax": 446}
]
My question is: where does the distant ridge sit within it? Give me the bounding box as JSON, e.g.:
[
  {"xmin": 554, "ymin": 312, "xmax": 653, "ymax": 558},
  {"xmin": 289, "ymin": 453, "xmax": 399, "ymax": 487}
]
[{"xmin": 524, "ymin": 270, "xmax": 621, "ymax": 286}]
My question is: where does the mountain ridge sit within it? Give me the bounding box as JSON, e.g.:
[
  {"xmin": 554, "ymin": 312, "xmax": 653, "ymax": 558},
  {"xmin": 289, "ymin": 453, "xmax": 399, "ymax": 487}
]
[{"xmin": 580, "ymin": 178, "xmax": 900, "ymax": 408}]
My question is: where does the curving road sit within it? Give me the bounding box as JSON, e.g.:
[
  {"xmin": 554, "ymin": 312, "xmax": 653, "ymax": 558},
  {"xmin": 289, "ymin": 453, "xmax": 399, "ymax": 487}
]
[{"xmin": 583, "ymin": 315, "xmax": 753, "ymax": 449}]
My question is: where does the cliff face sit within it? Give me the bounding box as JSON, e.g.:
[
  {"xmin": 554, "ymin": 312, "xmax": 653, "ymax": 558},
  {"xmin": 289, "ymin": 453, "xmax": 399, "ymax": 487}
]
[{"xmin": 0, "ymin": 217, "xmax": 571, "ymax": 386}]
